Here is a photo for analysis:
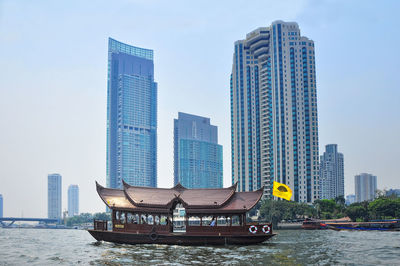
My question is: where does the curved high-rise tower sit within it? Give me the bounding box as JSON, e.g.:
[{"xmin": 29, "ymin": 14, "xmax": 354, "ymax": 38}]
[{"xmin": 106, "ymin": 38, "xmax": 157, "ymax": 189}]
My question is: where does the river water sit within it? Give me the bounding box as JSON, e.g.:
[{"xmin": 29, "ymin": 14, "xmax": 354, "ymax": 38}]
[{"xmin": 0, "ymin": 228, "xmax": 399, "ymax": 265}]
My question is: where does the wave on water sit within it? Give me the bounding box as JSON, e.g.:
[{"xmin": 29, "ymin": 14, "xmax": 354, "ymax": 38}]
[{"xmin": 0, "ymin": 228, "xmax": 399, "ymax": 265}]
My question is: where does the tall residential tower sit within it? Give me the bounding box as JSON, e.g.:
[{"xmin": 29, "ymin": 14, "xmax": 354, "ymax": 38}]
[
  {"xmin": 106, "ymin": 38, "xmax": 157, "ymax": 189},
  {"xmin": 355, "ymin": 173, "xmax": 377, "ymax": 202},
  {"xmin": 0, "ymin": 194, "xmax": 3, "ymax": 218},
  {"xmin": 319, "ymin": 144, "xmax": 344, "ymax": 199},
  {"xmin": 174, "ymin": 112, "xmax": 223, "ymax": 188},
  {"xmin": 48, "ymin": 173, "xmax": 62, "ymax": 219},
  {"xmin": 68, "ymin": 184, "xmax": 79, "ymax": 217},
  {"xmin": 231, "ymin": 21, "xmax": 319, "ymax": 202}
]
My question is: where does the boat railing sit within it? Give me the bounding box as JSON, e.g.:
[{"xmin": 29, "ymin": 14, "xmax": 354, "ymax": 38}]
[{"xmin": 94, "ymin": 219, "xmax": 108, "ymax": 231}]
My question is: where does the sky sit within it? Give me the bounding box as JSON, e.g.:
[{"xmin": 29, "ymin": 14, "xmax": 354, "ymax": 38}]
[{"xmin": 0, "ymin": 0, "xmax": 399, "ymax": 217}]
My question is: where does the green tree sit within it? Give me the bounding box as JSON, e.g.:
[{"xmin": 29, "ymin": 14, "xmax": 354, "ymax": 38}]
[
  {"xmin": 317, "ymin": 199, "xmax": 337, "ymax": 213},
  {"xmin": 396, "ymin": 198, "xmax": 400, "ymax": 218},
  {"xmin": 259, "ymin": 200, "xmax": 283, "ymax": 227},
  {"xmin": 93, "ymin": 212, "xmax": 111, "ymax": 221},
  {"xmin": 259, "ymin": 199, "xmax": 316, "ymax": 227},
  {"xmin": 66, "ymin": 212, "xmax": 111, "ymax": 226},
  {"xmin": 369, "ymin": 198, "xmax": 400, "ymax": 220},
  {"xmin": 335, "ymin": 195, "xmax": 346, "ymax": 213},
  {"xmin": 314, "ymin": 199, "xmax": 340, "ymax": 219},
  {"xmin": 345, "ymin": 202, "xmax": 369, "ymax": 221}
]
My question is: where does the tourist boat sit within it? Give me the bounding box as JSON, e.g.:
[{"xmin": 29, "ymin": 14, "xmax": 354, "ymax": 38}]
[
  {"xmin": 302, "ymin": 218, "xmax": 400, "ymax": 231},
  {"xmin": 302, "ymin": 219, "xmax": 327, "ymax": 230},
  {"xmin": 325, "ymin": 220, "xmax": 400, "ymax": 231},
  {"xmin": 88, "ymin": 181, "xmax": 275, "ymax": 246}
]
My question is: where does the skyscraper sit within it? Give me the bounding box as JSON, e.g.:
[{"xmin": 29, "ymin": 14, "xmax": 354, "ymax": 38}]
[
  {"xmin": 174, "ymin": 112, "xmax": 223, "ymax": 188},
  {"xmin": 319, "ymin": 144, "xmax": 344, "ymax": 199},
  {"xmin": 231, "ymin": 21, "xmax": 319, "ymax": 202},
  {"xmin": 68, "ymin": 184, "xmax": 79, "ymax": 217},
  {"xmin": 355, "ymin": 173, "xmax": 377, "ymax": 202},
  {"xmin": 106, "ymin": 38, "xmax": 157, "ymax": 189},
  {"xmin": 48, "ymin": 174, "xmax": 62, "ymax": 219},
  {"xmin": 0, "ymin": 194, "xmax": 3, "ymax": 218}
]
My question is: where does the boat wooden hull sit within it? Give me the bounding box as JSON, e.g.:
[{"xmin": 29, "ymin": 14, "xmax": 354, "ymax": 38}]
[{"xmin": 88, "ymin": 230, "xmax": 276, "ymax": 246}]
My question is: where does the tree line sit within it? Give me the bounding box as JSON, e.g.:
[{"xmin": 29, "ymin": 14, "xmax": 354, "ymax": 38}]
[
  {"xmin": 259, "ymin": 193, "xmax": 400, "ymax": 227},
  {"xmin": 65, "ymin": 212, "xmax": 110, "ymax": 227}
]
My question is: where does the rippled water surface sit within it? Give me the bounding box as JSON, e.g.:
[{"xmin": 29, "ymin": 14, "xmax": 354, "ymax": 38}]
[{"xmin": 1, "ymin": 228, "xmax": 399, "ymax": 265}]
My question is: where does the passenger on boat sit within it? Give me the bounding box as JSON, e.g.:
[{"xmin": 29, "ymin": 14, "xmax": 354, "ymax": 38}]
[{"xmin": 210, "ymin": 217, "xmax": 216, "ymax": 226}]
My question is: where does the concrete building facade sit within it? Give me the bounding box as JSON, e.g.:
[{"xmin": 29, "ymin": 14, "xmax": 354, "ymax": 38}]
[
  {"xmin": 68, "ymin": 184, "xmax": 79, "ymax": 217},
  {"xmin": 0, "ymin": 194, "xmax": 3, "ymax": 218},
  {"xmin": 231, "ymin": 21, "xmax": 319, "ymax": 202},
  {"xmin": 174, "ymin": 112, "xmax": 223, "ymax": 188},
  {"xmin": 355, "ymin": 173, "xmax": 377, "ymax": 202},
  {"xmin": 319, "ymin": 144, "xmax": 344, "ymax": 199},
  {"xmin": 48, "ymin": 174, "xmax": 62, "ymax": 219}
]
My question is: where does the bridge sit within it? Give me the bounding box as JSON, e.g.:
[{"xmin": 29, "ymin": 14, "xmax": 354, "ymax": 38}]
[{"xmin": 0, "ymin": 217, "xmax": 61, "ymax": 227}]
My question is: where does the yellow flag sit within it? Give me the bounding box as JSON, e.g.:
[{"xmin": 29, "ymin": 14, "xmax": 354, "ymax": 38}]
[{"xmin": 272, "ymin": 181, "xmax": 292, "ymax": 201}]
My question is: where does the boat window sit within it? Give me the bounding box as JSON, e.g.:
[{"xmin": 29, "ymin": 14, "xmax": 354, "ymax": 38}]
[
  {"xmin": 217, "ymin": 216, "xmax": 228, "ymax": 226},
  {"xmin": 115, "ymin": 211, "xmax": 120, "ymax": 221},
  {"xmin": 232, "ymin": 215, "xmax": 241, "ymax": 226},
  {"xmin": 126, "ymin": 213, "xmax": 132, "ymax": 223},
  {"xmin": 120, "ymin": 212, "xmax": 126, "ymax": 224},
  {"xmin": 154, "ymin": 215, "xmax": 160, "ymax": 225},
  {"xmin": 159, "ymin": 215, "xmax": 168, "ymax": 225},
  {"xmin": 188, "ymin": 216, "xmax": 201, "ymax": 226},
  {"xmin": 140, "ymin": 214, "xmax": 147, "ymax": 224},
  {"xmin": 202, "ymin": 216, "xmax": 213, "ymax": 226},
  {"xmin": 127, "ymin": 213, "xmax": 137, "ymax": 224},
  {"xmin": 148, "ymin": 215, "xmax": 154, "ymax": 225}
]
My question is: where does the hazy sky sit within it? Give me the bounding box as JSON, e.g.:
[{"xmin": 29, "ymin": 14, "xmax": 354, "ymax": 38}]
[{"xmin": 0, "ymin": 0, "xmax": 399, "ymax": 217}]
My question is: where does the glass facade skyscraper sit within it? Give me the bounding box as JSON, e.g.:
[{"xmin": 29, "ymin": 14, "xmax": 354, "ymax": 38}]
[
  {"xmin": 320, "ymin": 144, "xmax": 344, "ymax": 200},
  {"xmin": 174, "ymin": 112, "xmax": 223, "ymax": 188},
  {"xmin": 48, "ymin": 173, "xmax": 62, "ymax": 219},
  {"xmin": 231, "ymin": 21, "xmax": 320, "ymax": 202},
  {"xmin": 68, "ymin": 184, "xmax": 79, "ymax": 217},
  {"xmin": 106, "ymin": 38, "xmax": 157, "ymax": 189}
]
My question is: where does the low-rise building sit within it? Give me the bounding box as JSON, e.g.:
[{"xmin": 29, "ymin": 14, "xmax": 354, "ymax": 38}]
[{"xmin": 386, "ymin": 189, "xmax": 400, "ymax": 198}]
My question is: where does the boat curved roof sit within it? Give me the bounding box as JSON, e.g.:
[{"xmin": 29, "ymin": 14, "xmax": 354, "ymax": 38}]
[
  {"xmin": 96, "ymin": 181, "xmax": 263, "ymax": 214},
  {"xmin": 186, "ymin": 191, "xmax": 263, "ymax": 214},
  {"xmin": 96, "ymin": 183, "xmax": 136, "ymax": 210},
  {"xmin": 123, "ymin": 180, "xmax": 237, "ymax": 209}
]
